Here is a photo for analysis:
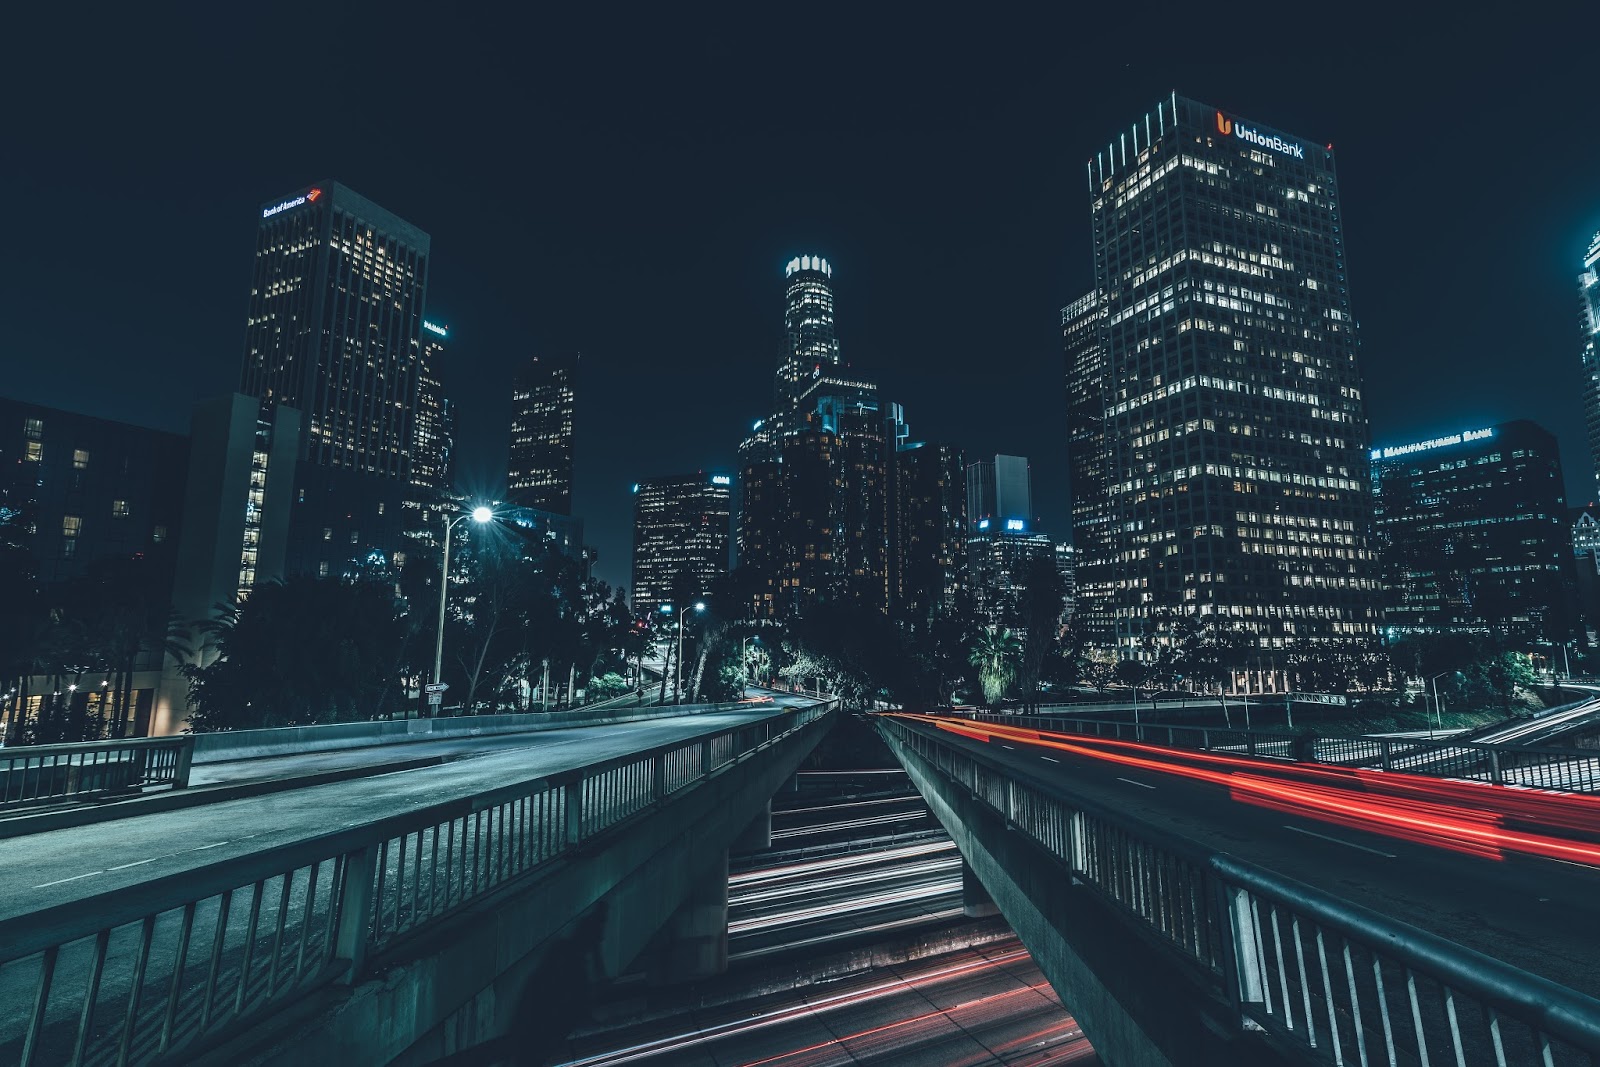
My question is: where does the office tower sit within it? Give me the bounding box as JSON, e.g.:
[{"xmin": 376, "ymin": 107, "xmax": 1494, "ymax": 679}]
[
  {"xmin": 631, "ymin": 473, "xmax": 732, "ymax": 617},
  {"xmin": 412, "ymin": 319, "xmax": 454, "ymax": 494},
  {"xmin": 966, "ymin": 455, "xmax": 1032, "ymax": 532},
  {"xmin": 1056, "ymin": 542, "xmax": 1077, "ymax": 626},
  {"xmin": 1580, "ymin": 233, "xmax": 1600, "ymax": 497},
  {"xmin": 884, "ymin": 405, "xmax": 966, "ymax": 625},
  {"xmin": 778, "ymin": 255, "xmax": 841, "ymax": 407},
  {"xmin": 508, "ymin": 354, "xmax": 577, "ymax": 514},
  {"xmin": 1372, "ymin": 421, "xmax": 1574, "ymax": 641},
  {"xmin": 1063, "ymin": 290, "xmax": 1112, "ymax": 641},
  {"xmin": 240, "ymin": 181, "xmax": 431, "ymax": 578},
  {"xmin": 0, "ymin": 398, "xmax": 188, "ymax": 586},
  {"xmin": 1073, "ymin": 95, "xmax": 1381, "ymax": 685},
  {"xmin": 1572, "ymin": 505, "xmax": 1600, "ymax": 641},
  {"xmin": 967, "ymin": 525, "xmax": 1055, "ymax": 628}
]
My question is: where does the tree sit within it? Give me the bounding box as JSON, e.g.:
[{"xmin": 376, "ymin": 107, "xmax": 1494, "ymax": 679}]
[
  {"xmin": 1015, "ymin": 555, "xmax": 1066, "ymax": 709},
  {"xmin": 969, "ymin": 628, "xmax": 1022, "ymax": 708}
]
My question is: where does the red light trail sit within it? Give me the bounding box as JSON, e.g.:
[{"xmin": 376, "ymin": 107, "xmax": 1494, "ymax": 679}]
[{"xmin": 887, "ymin": 714, "xmax": 1600, "ymax": 869}]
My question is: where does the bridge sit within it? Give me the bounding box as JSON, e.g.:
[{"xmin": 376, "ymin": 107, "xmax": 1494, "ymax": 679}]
[
  {"xmin": 875, "ymin": 710, "xmax": 1600, "ymax": 1066},
  {"xmin": 0, "ymin": 694, "xmax": 836, "ymax": 1066}
]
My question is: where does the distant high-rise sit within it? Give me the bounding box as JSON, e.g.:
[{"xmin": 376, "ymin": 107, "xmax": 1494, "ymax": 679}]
[
  {"xmin": 1063, "ymin": 290, "xmax": 1111, "ymax": 641},
  {"xmin": 1072, "ymin": 95, "xmax": 1381, "ymax": 684},
  {"xmin": 778, "ymin": 255, "xmax": 840, "ymax": 406},
  {"xmin": 966, "ymin": 455, "xmax": 1031, "ymax": 532},
  {"xmin": 508, "ymin": 354, "xmax": 576, "ymax": 514},
  {"xmin": 240, "ymin": 181, "xmax": 431, "ymax": 579},
  {"xmin": 242, "ymin": 182, "xmax": 430, "ymax": 478},
  {"xmin": 885, "ymin": 406, "xmax": 966, "ymax": 625},
  {"xmin": 631, "ymin": 474, "xmax": 732, "ymax": 616},
  {"xmin": 412, "ymin": 319, "xmax": 454, "ymax": 494},
  {"xmin": 1372, "ymin": 421, "xmax": 1574, "ymax": 641},
  {"xmin": 1579, "ymin": 233, "xmax": 1600, "ymax": 496}
]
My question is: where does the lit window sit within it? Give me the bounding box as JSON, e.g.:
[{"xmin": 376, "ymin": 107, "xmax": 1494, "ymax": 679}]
[
  {"xmin": 61, "ymin": 539, "xmax": 76, "ymax": 559},
  {"xmin": 62, "ymin": 515, "xmax": 82, "ymax": 538},
  {"xmin": 24, "ymin": 441, "xmax": 42, "ymax": 462},
  {"xmin": 23, "ymin": 418, "xmax": 42, "ymax": 439},
  {"xmin": 377, "ymin": 501, "xmax": 385, "ymax": 515},
  {"xmin": 350, "ymin": 530, "xmax": 359, "ymax": 544},
  {"xmin": 111, "ymin": 499, "xmax": 129, "ymax": 519},
  {"xmin": 323, "ymin": 527, "xmax": 333, "ymax": 541},
  {"xmin": 393, "ymin": 551, "xmax": 406, "ymax": 568},
  {"xmin": 318, "ymin": 561, "xmax": 330, "ymax": 578},
  {"xmin": 73, "ymin": 449, "xmax": 90, "ymax": 470},
  {"xmin": 153, "ymin": 525, "xmax": 168, "ymax": 543}
]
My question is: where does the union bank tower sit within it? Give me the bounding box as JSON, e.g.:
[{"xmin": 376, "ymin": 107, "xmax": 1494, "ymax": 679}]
[{"xmin": 1065, "ymin": 94, "xmax": 1381, "ymax": 689}]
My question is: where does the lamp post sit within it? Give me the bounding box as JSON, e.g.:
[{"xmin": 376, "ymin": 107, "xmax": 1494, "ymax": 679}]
[
  {"xmin": 741, "ymin": 635, "xmax": 761, "ymax": 697},
  {"xmin": 674, "ymin": 601, "xmax": 706, "ymax": 703},
  {"xmin": 1427, "ymin": 670, "xmax": 1460, "ymax": 737},
  {"xmin": 432, "ymin": 506, "xmax": 493, "ymax": 713}
]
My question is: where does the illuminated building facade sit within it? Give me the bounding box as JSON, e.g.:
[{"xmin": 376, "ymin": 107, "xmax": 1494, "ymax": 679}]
[
  {"xmin": 1571, "ymin": 505, "xmax": 1600, "ymax": 641},
  {"xmin": 1063, "ymin": 289, "xmax": 1112, "ymax": 640},
  {"xmin": 966, "ymin": 455, "xmax": 1031, "ymax": 532},
  {"xmin": 239, "ymin": 182, "xmax": 431, "ymax": 579},
  {"xmin": 1074, "ymin": 95, "xmax": 1381, "ymax": 684},
  {"xmin": 631, "ymin": 473, "xmax": 732, "ymax": 617},
  {"xmin": 1372, "ymin": 421, "xmax": 1574, "ymax": 641},
  {"xmin": 508, "ymin": 354, "xmax": 576, "ymax": 514},
  {"xmin": 1580, "ymin": 233, "xmax": 1600, "ymax": 497},
  {"xmin": 885, "ymin": 404, "xmax": 966, "ymax": 625},
  {"xmin": 241, "ymin": 182, "xmax": 430, "ymax": 478},
  {"xmin": 412, "ymin": 320, "xmax": 454, "ymax": 494}
]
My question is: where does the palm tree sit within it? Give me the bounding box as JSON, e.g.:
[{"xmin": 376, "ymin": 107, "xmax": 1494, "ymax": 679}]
[{"xmin": 969, "ymin": 628, "xmax": 1022, "ymax": 708}]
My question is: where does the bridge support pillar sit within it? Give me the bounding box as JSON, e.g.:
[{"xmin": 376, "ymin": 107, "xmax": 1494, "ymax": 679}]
[
  {"xmin": 732, "ymin": 800, "xmax": 772, "ymax": 853},
  {"xmin": 961, "ymin": 858, "xmax": 999, "ymax": 918},
  {"xmin": 646, "ymin": 851, "xmax": 729, "ymax": 984}
]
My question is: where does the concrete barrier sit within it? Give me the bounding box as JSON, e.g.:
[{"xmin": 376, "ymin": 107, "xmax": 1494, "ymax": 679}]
[{"xmin": 190, "ymin": 700, "xmax": 787, "ymax": 764}]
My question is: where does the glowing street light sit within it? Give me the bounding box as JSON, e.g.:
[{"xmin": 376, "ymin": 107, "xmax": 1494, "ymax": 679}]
[
  {"xmin": 661, "ymin": 601, "xmax": 707, "ymax": 703},
  {"xmin": 432, "ymin": 505, "xmax": 495, "ymax": 713}
]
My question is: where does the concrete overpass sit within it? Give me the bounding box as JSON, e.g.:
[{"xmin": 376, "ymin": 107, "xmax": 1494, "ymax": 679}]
[
  {"xmin": 876, "ymin": 712, "xmax": 1600, "ymax": 1066},
  {"xmin": 0, "ymin": 698, "xmax": 837, "ymax": 1066}
]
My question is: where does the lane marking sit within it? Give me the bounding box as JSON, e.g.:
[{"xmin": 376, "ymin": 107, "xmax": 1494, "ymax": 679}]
[
  {"xmin": 1001, "ymin": 745, "xmax": 1017, "ymax": 750},
  {"xmin": 106, "ymin": 858, "xmax": 157, "ymax": 872},
  {"xmin": 34, "ymin": 871, "xmax": 102, "ymax": 889},
  {"xmin": 1283, "ymin": 824, "xmax": 1396, "ymax": 858},
  {"xmin": 1040, "ymin": 756, "xmax": 1060, "ymax": 763},
  {"xmin": 1116, "ymin": 777, "xmax": 1155, "ymax": 790}
]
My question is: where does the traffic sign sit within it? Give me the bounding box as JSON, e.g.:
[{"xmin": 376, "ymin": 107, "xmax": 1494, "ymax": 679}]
[
  {"xmin": 428, "ymin": 692, "xmax": 443, "ymax": 705},
  {"xmin": 425, "ymin": 683, "xmax": 449, "ymax": 694}
]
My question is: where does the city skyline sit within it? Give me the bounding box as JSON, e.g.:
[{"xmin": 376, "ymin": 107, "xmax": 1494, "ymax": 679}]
[{"xmin": 4, "ymin": 10, "xmax": 1599, "ymax": 592}]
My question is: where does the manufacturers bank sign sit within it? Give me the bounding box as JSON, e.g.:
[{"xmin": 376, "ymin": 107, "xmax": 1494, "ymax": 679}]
[{"xmin": 1215, "ymin": 111, "xmax": 1304, "ymax": 160}]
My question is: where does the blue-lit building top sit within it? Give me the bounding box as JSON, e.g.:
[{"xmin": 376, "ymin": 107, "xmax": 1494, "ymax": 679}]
[{"xmin": 1579, "ymin": 232, "xmax": 1600, "ymax": 498}]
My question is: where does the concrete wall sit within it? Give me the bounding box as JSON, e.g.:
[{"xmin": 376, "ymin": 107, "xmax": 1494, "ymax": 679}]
[
  {"xmin": 199, "ymin": 708, "xmax": 835, "ymax": 1067},
  {"xmin": 190, "ymin": 700, "xmax": 776, "ymax": 763},
  {"xmin": 883, "ymin": 730, "xmax": 1291, "ymax": 1067}
]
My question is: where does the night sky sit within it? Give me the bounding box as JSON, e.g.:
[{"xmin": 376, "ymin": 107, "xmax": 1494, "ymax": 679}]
[{"xmin": 4, "ymin": 6, "xmax": 1597, "ymax": 592}]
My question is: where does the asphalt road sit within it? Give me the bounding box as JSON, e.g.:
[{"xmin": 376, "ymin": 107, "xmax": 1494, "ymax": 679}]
[
  {"xmin": 558, "ymin": 940, "xmax": 1097, "ymax": 1067},
  {"xmin": 906, "ymin": 719, "xmax": 1600, "ymax": 1000},
  {"xmin": 1476, "ymin": 684, "xmax": 1600, "ymax": 745}
]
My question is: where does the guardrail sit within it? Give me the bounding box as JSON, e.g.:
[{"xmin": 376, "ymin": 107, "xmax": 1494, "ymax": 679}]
[
  {"xmin": 0, "ymin": 701, "xmax": 835, "ymax": 1067},
  {"xmin": 958, "ymin": 710, "xmax": 1600, "ymax": 794},
  {"xmin": 0, "ymin": 737, "xmax": 193, "ymax": 811},
  {"xmin": 877, "ymin": 715, "xmax": 1600, "ymax": 1066}
]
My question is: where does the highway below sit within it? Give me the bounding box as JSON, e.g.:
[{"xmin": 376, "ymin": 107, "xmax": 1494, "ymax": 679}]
[
  {"xmin": 893, "ymin": 714, "xmax": 1600, "ymax": 1001},
  {"xmin": 1476, "ymin": 683, "xmax": 1600, "ymax": 745},
  {"xmin": 559, "ymin": 939, "xmax": 1096, "ymax": 1067}
]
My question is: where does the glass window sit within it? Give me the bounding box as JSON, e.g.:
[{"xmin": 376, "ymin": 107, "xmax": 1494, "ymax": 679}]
[
  {"xmin": 318, "ymin": 561, "xmax": 330, "ymax": 578},
  {"xmin": 23, "ymin": 418, "xmax": 42, "ymax": 439},
  {"xmin": 62, "ymin": 515, "xmax": 82, "ymax": 538},
  {"xmin": 61, "ymin": 539, "xmax": 76, "ymax": 559},
  {"xmin": 111, "ymin": 499, "xmax": 129, "ymax": 518},
  {"xmin": 153, "ymin": 525, "xmax": 168, "ymax": 543},
  {"xmin": 73, "ymin": 449, "xmax": 90, "ymax": 470},
  {"xmin": 24, "ymin": 441, "xmax": 42, "ymax": 462},
  {"xmin": 322, "ymin": 527, "xmax": 333, "ymax": 541}
]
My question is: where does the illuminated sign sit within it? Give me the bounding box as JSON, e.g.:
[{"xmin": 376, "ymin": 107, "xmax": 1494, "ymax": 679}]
[
  {"xmin": 1216, "ymin": 111, "xmax": 1304, "ymax": 160},
  {"xmin": 1005, "ymin": 519, "xmax": 1025, "ymax": 531},
  {"xmin": 261, "ymin": 188, "xmax": 322, "ymax": 219},
  {"xmin": 785, "ymin": 255, "xmax": 832, "ymax": 278},
  {"xmin": 422, "ymin": 320, "xmax": 448, "ymax": 338},
  {"xmin": 710, "ymin": 475, "xmax": 731, "ymax": 486},
  {"xmin": 1371, "ymin": 427, "xmax": 1494, "ymax": 461},
  {"xmin": 977, "ymin": 519, "xmax": 990, "ymax": 531}
]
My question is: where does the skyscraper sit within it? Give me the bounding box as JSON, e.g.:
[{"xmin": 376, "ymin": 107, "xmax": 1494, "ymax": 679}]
[
  {"xmin": 1579, "ymin": 232, "xmax": 1600, "ymax": 496},
  {"xmin": 508, "ymin": 354, "xmax": 577, "ymax": 514},
  {"xmin": 412, "ymin": 319, "xmax": 454, "ymax": 494},
  {"xmin": 240, "ymin": 181, "xmax": 431, "ymax": 578},
  {"xmin": 966, "ymin": 455, "xmax": 1031, "ymax": 532},
  {"xmin": 1063, "ymin": 290, "xmax": 1112, "ymax": 641},
  {"xmin": 884, "ymin": 405, "xmax": 966, "ymax": 625},
  {"xmin": 1073, "ymin": 95, "xmax": 1380, "ymax": 686},
  {"xmin": 631, "ymin": 473, "xmax": 732, "ymax": 616},
  {"xmin": 778, "ymin": 255, "xmax": 841, "ymax": 406},
  {"xmin": 1372, "ymin": 421, "xmax": 1573, "ymax": 641},
  {"xmin": 242, "ymin": 182, "xmax": 430, "ymax": 478}
]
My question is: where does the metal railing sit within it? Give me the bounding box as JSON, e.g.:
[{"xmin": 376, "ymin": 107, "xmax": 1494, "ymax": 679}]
[
  {"xmin": 878, "ymin": 716, "xmax": 1600, "ymax": 1066},
  {"xmin": 959, "ymin": 710, "xmax": 1600, "ymax": 794},
  {"xmin": 0, "ymin": 737, "xmax": 193, "ymax": 811},
  {"xmin": 0, "ymin": 702, "xmax": 834, "ymax": 1067}
]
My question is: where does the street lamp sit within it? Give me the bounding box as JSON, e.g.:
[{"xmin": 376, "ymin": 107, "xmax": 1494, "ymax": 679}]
[
  {"xmin": 431, "ymin": 505, "xmax": 494, "ymax": 713},
  {"xmin": 660, "ymin": 601, "xmax": 707, "ymax": 704},
  {"xmin": 1427, "ymin": 670, "xmax": 1461, "ymax": 736}
]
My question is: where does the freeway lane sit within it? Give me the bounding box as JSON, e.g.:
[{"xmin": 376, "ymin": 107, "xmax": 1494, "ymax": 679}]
[
  {"xmin": 559, "ymin": 940, "xmax": 1096, "ymax": 1066},
  {"xmin": 891, "ymin": 716, "xmax": 1600, "ymax": 1001},
  {"xmin": 0, "ymin": 706, "xmax": 804, "ymax": 922}
]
